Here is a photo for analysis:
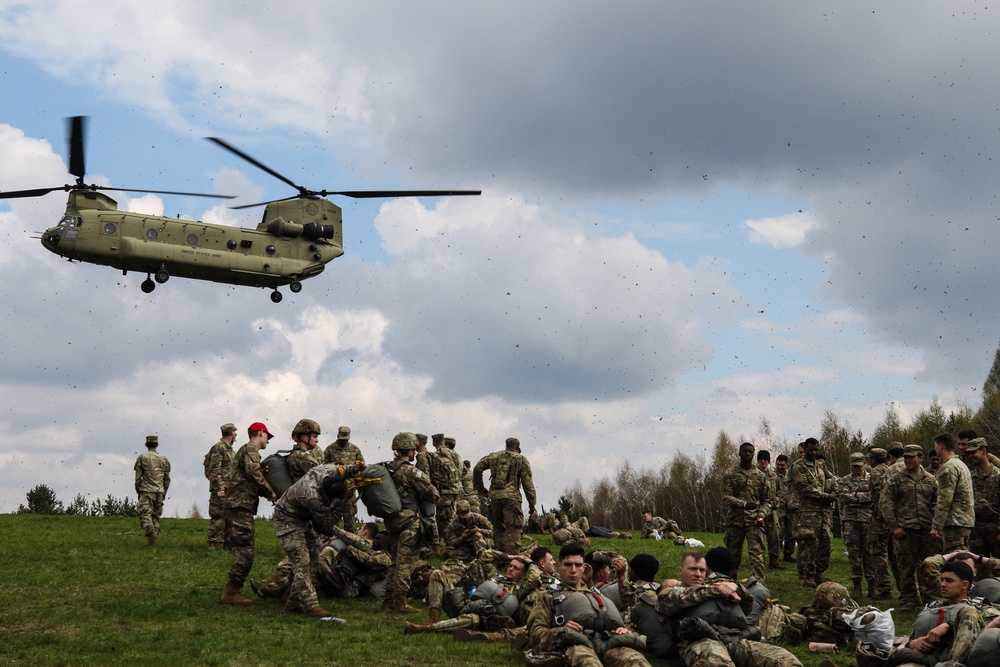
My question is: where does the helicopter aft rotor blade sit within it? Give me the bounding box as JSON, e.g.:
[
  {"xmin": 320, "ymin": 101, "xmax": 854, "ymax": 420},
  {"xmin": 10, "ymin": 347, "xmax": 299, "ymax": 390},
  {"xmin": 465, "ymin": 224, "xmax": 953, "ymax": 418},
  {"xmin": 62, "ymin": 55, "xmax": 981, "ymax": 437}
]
[
  {"xmin": 67, "ymin": 116, "xmax": 86, "ymax": 181},
  {"xmin": 206, "ymin": 137, "xmax": 306, "ymax": 194}
]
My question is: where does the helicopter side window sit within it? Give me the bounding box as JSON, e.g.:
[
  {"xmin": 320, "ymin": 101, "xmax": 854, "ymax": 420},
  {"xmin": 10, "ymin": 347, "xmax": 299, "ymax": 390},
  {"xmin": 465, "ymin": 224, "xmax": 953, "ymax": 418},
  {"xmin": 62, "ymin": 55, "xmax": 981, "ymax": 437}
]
[
  {"xmin": 147, "ymin": 229, "xmax": 158, "ymax": 240},
  {"xmin": 104, "ymin": 223, "xmax": 117, "ymax": 234},
  {"xmin": 187, "ymin": 234, "xmax": 198, "ymax": 246}
]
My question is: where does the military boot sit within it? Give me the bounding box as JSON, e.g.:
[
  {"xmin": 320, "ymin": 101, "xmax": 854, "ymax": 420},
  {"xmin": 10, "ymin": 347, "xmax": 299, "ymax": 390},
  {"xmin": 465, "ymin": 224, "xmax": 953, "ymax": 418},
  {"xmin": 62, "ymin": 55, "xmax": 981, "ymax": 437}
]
[
  {"xmin": 146, "ymin": 533, "xmax": 158, "ymax": 546},
  {"xmin": 207, "ymin": 542, "xmax": 224, "ymax": 550},
  {"xmin": 815, "ymin": 572, "xmax": 831, "ymax": 584},
  {"xmin": 852, "ymin": 578, "xmax": 863, "ymax": 597},
  {"xmin": 802, "ymin": 576, "xmax": 817, "ymax": 588},
  {"xmin": 454, "ymin": 629, "xmax": 505, "ymax": 643},
  {"xmin": 866, "ymin": 579, "xmax": 876, "ymax": 599},
  {"xmin": 769, "ymin": 556, "xmax": 785, "ymax": 570},
  {"xmin": 303, "ymin": 605, "xmax": 330, "ymax": 618},
  {"xmin": 404, "ymin": 621, "xmax": 434, "ymax": 634},
  {"xmin": 221, "ymin": 581, "xmax": 253, "ymax": 606},
  {"xmin": 428, "ymin": 608, "xmax": 442, "ymax": 623}
]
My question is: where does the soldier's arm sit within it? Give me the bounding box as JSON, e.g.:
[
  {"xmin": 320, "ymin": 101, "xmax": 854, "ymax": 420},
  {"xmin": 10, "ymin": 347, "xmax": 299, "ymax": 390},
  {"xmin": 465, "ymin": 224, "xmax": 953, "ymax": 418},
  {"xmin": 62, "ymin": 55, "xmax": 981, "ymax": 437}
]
[
  {"xmin": 656, "ymin": 584, "xmax": 724, "ymax": 616},
  {"xmin": 521, "ymin": 458, "xmax": 537, "ymax": 508},
  {"xmin": 207, "ymin": 447, "xmax": 222, "ymax": 489},
  {"xmin": 946, "ymin": 606, "xmax": 985, "ymax": 664},
  {"xmin": 163, "ymin": 460, "xmax": 170, "ymax": 494},
  {"xmin": 526, "ymin": 591, "xmax": 561, "ymax": 651},
  {"xmin": 245, "ymin": 450, "xmax": 275, "ymax": 498},
  {"xmin": 476, "ymin": 515, "xmax": 494, "ymax": 541},
  {"xmin": 880, "ymin": 479, "xmax": 898, "ymax": 529},
  {"xmin": 517, "ymin": 565, "xmax": 542, "ymax": 602},
  {"xmin": 720, "ymin": 471, "xmax": 744, "ymax": 508},
  {"xmin": 472, "ymin": 455, "xmax": 490, "ymax": 494},
  {"xmin": 756, "ymin": 475, "xmax": 772, "ymax": 517},
  {"xmin": 931, "ymin": 467, "xmax": 956, "ymax": 531},
  {"xmin": 412, "ymin": 468, "xmax": 441, "ymax": 505},
  {"xmin": 134, "ymin": 458, "xmax": 143, "ymax": 493}
]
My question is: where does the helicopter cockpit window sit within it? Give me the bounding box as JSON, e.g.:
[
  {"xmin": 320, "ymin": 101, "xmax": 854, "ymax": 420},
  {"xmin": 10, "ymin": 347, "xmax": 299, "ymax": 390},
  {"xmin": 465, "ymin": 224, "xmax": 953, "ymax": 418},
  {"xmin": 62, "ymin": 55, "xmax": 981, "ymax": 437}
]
[
  {"xmin": 147, "ymin": 229, "xmax": 158, "ymax": 240},
  {"xmin": 187, "ymin": 234, "xmax": 198, "ymax": 246},
  {"xmin": 59, "ymin": 214, "xmax": 82, "ymax": 227}
]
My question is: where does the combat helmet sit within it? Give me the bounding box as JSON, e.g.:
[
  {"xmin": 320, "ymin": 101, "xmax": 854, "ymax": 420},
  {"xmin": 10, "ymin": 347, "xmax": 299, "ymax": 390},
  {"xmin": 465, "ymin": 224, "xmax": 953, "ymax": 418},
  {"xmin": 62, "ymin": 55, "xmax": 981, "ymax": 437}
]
[
  {"xmin": 292, "ymin": 418, "xmax": 321, "ymax": 437},
  {"xmin": 392, "ymin": 431, "xmax": 418, "ymax": 451},
  {"xmin": 812, "ymin": 581, "xmax": 856, "ymax": 609}
]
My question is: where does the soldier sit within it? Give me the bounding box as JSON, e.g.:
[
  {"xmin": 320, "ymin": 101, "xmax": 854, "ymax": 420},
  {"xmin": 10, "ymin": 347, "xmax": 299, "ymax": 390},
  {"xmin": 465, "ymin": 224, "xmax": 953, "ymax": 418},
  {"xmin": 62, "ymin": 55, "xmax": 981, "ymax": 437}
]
[
  {"xmin": 958, "ymin": 429, "xmax": 1000, "ymax": 467},
  {"xmin": 383, "ymin": 431, "xmax": 440, "ymax": 613},
  {"xmin": 134, "ymin": 435, "xmax": 170, "ymax": 546},
  {"xmin": 289, "ymin": 419, "xmax": 323, "ymax": 482},
  {"xmin": 204, "ymin": 423, "xmax": 236, "ymax": 550},
  {"xmin": 323, "ymin": 425, "xmax": 365, "ymax": 531},
  {"xmin": 318, "ymin": 524, "xmax": 392, "ymax": 600},
  {"xmin": 774, "ymin": 454, "xmax": 794, "ymax": 562},
  {"xmin": 220, "ymin": 422, "xmax": 277, "ymax": 606},
  {"xmin": 431, "ymin": 433, "xmax": 463, "ymax": 548},
  {"xmin": 722, "ymin": 442, "xmax": 772, "ymax": 583},
  {"xmin": 526, "ymin": 543, "xmax": 651, "ymax": 667},
  {"xmin": 443, "ymin": 499, "xmax": 494, "ymax": 560},
  {"xmin": 836, "ymin": 452, "xmax": 873, "ymax": 598},
  {"xmin": 881, "ymin": 444, "xmax": 939, "ymax": 610},
  {"xmin": 791, "ymin": 437, "xmax": 836, "ymax": 588},
  {"xmin": 462, "ymin": 459, "xmax": 480, "ymax": 514},
  {"xmin": 966, "ymin": 437, "xmax": 1000, "ymax": 572},
  {"xmin": 272, "ymin": 462, "xmax": 365, "ymax": 616},
  {"xmin": 933, "ymin": 432, "xmax": 975, "ymax": 552},
  {"xmin": 756, "ymin": 450, "xmax": 784, "ymax": 571},
  {"xmin": 422, "ymin": 549, "xmax": 515, "ymax": 624},
  {"xmin": 888, "ymin": 561, "xmax": 984, "ymax": 666},
  {"xmin": 865, "ymin": 447, "xmax": 893, "ymax": 599},
  {"xmin": 474, "ymin": 437, "xmax": 537, "ymax": 554}
]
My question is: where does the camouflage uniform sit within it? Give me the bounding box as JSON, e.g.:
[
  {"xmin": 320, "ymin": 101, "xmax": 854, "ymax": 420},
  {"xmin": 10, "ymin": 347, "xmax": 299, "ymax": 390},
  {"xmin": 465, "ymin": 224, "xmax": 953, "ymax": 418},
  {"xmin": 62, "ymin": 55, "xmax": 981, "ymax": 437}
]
[
  {"xmin": 204, "ymin": 432, "xmax": 235, "ymax": 547},
  {"xmin": 288, "ymin": 443, "xmax": 322, "ymax": 482},
  {"xmin": 934, "ymin": 455, "xmax": 975, "ymax": 552},
  {"xmin": 783, "ymin": 464, "xmax": 800, "ymax": 561},
  {"xmin": 318, "ymin": 530, "xmax": 392, "ymax": 599},
  {"xmin": 134, "ymin": 439, "xmax": 170, "ymax": 541},
  {"xmin": 866, "ymin": 457, "xmax": 893, "ymax": 598},
  {"xmin": 969, "ymin": 457, "xmax": 1000, "ymax": 569},
  {"xmin": 759, "ymin": 466, "xmax": 781, "ymax": 566},
  {"xmin": 527, "ymin": 579, "xmax": 651, "ymax": 667},
  {"xmin": 426, "ymin": 550, "xmax": 509, "ymax": 616},
  {"xmin": 641, "ymin": 515, "xmax": 684, "ymax": 543},
  {"xmin": 890, "ymin": 599, "xmax": 984, "ymax": 666},
  {"xmin": 443, "ymin": 505, "xmax": 494, "ymax": 560},
  {"xmin": 881, "ymin": 458, "xmax": 939, "ymax": 606},
  {"xmin": 224, "ymin": 441, "xmax": 276, "ymax": 588},
  {"xmin": 790, "ymin": 457, "xmax": 833, "ymax": 583},
  {"xmin": 722, "ymin": 464, "xmax": 772, "ymax": 582},
  {"xmin": 431, "ymin": 444, "xmax": 463, "ymax": 547},
  {"xmin": 473, "ymin": 439, "xmax": 537, "ymax": 554},
  {"xmin": 461, "ymin": 461, "xmax": 480, "ymax": 513},
  {"xmin": 836, "ymin": 464, "xmax": 873, "ymax": 589},
  {"xmin": 323, "ymin": 433, "xmax": 364, "ymax": 531},
  {"xmin": 385, "ymin": 453, "xmax": 440, "ymax": 604},
  {"xmin": 414, "ymin": 444, "xmax": 438, "ymax": 547}
]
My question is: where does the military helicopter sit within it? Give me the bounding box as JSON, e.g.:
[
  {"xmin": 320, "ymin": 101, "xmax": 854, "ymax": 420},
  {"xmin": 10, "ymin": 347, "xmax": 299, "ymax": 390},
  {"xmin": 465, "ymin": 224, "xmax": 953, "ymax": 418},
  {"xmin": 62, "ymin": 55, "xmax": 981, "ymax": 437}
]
[{"xmin": 0, "ymin": 117, "xmax": 481, "ymax": 302}]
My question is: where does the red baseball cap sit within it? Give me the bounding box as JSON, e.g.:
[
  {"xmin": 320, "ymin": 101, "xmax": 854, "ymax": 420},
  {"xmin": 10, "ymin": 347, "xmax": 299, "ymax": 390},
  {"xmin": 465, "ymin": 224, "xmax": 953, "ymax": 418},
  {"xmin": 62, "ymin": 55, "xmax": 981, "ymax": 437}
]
[{"xmin": 248, "ymin": 422, "xmax": 274, "ymax": 439}]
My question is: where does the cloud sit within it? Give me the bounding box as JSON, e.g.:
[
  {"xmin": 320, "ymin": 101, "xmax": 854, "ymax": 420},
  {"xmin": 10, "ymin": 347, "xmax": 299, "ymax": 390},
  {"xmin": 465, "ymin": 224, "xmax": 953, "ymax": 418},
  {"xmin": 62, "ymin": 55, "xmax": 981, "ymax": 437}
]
[{"xmin": 745, "ymin": 212, "xmax": 817, "ymax": 249}]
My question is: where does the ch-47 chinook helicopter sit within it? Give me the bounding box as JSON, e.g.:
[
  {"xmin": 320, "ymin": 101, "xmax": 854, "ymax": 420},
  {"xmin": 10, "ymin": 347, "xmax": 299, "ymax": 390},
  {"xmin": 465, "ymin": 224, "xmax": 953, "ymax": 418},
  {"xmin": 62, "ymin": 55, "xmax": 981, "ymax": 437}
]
[{"xmin": 0, "ymin": 117, "xmax": 481, "ymax": 302}]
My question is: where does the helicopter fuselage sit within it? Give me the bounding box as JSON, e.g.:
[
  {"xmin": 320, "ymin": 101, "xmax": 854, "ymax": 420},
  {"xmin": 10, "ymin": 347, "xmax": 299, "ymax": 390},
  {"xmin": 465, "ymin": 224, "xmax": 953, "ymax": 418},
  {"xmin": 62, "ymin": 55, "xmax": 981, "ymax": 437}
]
[{"xmin": 41, "ymin": 191, "xmax": 345, "ymax": 292}]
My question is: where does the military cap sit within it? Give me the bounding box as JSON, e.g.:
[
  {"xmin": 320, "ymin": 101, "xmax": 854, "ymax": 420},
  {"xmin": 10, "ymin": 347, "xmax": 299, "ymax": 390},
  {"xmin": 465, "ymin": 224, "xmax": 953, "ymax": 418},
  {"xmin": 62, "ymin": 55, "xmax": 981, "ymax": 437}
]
[
  {"xmin": 505, "ymin": 437, "xmax": 520, "ymax": 449},
  {"xmin": 392, "ymin": 432, "xmax": 418, "ymax": 451},
  {"xmin": 431, "ymin": 433, "xmax": 445, "ymax": 444},
  {"xmin": 628, "ymin": 553, "xmax": 660, "ymax": 582},
  {"xmin": 456, "ymin": 499, "xmax": 472, "ymax": 517},
  {"xmin": 965, "ymin": 437, "xmax": 987, "ymax": 452},
  {"xmin": 902, "ymin": 444, "xmax": 923, "ymax": 456},
  {"xmin": 415, "ymin": 433, "xmax": 428, "ymax": 443},
  {"xmin": 850, "ymin": 452, "xmax": 866, "ymax": 465},
  {"xmin": 889, "ymin": 441, "xmax": 904, "ymax": 449},
  {"xmin": 338, "ymin": 426, "xmax": 351, "ymax": 438},
  {"xmin": 868, "ymin": 447, "xmax": 887, "ymax": 460},
  {"xmin": 444, "ymin": 437, "xmax": 456, "ymax": 447},
  {"xmin": 145, "ymin": 435, "xmax": 158, "ymax": 446},
  {"xmin": 220, "ymin": 423, "xmax": 236, "ymax": 436}
]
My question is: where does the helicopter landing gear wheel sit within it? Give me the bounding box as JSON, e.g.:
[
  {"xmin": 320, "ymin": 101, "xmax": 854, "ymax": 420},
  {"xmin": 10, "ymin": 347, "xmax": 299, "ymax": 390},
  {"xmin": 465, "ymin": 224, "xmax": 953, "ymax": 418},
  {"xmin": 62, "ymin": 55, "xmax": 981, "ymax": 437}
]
[
  {"xmin": 270, "ymin": 290, "xmax": 283, "ymax": 303},
  {"xmin": 155, "ymin": 267, "xmax": 170, "ymax": 284},
  {"xmin": 141, "ymin": 277, "xmax": 156, "ymax": 293},
  {"xmin": 289, "ymin": 280, "xmax": 302, "ymax": 294}
]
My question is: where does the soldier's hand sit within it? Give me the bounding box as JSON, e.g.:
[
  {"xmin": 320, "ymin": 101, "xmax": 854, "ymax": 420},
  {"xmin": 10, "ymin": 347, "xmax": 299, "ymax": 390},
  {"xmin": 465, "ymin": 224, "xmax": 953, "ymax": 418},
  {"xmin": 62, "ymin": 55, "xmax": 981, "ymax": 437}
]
[
  {"xmin": 612, "ymin": 556, "xmax": 627, "ymax": 578},
  {"xmin": 908, "ymin": 635, "xmax": 936, "ymax": 653},
  {"xmin": 892, "ymin": 527, "xmax": 905, "ymax": 538},
  {"xmin": 930, "ymin": 528, "xmax": 942, "ymax": 539},
  {"xmin": 268, "ymin": 492, "xmax": 277, "ymax": 503}
]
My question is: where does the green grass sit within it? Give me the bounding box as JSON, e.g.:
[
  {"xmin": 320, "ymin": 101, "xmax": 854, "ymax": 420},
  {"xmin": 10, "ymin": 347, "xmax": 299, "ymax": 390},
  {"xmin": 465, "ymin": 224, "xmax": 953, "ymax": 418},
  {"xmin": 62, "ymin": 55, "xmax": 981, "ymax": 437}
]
[{"xmin": 0, "ymin": 516, "xmax": 915, "ymax": 666}]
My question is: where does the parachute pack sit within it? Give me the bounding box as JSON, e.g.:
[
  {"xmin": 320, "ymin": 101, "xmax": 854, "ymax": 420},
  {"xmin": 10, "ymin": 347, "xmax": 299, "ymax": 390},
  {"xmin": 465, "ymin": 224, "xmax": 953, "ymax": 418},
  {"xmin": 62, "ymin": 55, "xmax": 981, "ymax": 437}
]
[
  {"xmin": 357, "ymin": 460, "xmax": 406, "ymax": 518},
  {"xmin": 260, "ymin": 449, "xmax": 293, "ymax": 497}
]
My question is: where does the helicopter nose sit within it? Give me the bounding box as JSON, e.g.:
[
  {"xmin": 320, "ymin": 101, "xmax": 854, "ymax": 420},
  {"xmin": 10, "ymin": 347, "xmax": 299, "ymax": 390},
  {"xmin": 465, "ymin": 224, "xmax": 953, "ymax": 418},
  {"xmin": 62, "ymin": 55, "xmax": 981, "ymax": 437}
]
[{"xmin": 41, "ymin": 227, "xmax": 63, "ymax": 250}]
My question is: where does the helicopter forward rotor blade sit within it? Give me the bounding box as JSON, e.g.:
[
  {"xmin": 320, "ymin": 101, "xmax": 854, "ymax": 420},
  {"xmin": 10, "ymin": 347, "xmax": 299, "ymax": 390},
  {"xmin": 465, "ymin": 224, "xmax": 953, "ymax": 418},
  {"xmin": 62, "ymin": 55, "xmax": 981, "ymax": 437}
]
[
  {"xmin": 228, "ymin": 195, "xmax": 302, "ymax": 210},
  {"xmin": 0, "ymin": 186, "xmax": 70, "ymax": 200},
  {"xmin": 67, "ymin": 116, "xmax": 87, "ymax": 180},
  {"xmin": 206, "ymin": 137, "xmax": 305, "ymax": 193},
  {"xmin": 96, "ymin": 185, "xmax": 236, "ymax": 199},
  {"xmin": 322, "ymin": 190, "xmax": 482, "ymax": 198}
]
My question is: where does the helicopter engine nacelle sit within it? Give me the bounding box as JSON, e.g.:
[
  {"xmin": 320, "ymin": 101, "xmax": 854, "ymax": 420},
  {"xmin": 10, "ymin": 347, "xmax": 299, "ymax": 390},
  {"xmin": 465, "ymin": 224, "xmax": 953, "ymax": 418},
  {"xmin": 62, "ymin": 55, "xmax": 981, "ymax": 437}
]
[
  {"xmin": 265, "ymin": 217, "xmax": 335, "ymax": 241},
  {"xmin": 302, "ymin": 222, "xmax": 335, "ymax": 241}
]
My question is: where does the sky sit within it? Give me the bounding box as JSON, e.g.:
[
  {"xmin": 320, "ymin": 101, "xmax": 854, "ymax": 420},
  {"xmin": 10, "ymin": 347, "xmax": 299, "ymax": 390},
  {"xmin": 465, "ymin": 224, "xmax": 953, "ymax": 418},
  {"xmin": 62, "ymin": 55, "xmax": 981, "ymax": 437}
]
[{"xmin": 1, "ymin": 1, "xmax": 998, "ymax": 519}]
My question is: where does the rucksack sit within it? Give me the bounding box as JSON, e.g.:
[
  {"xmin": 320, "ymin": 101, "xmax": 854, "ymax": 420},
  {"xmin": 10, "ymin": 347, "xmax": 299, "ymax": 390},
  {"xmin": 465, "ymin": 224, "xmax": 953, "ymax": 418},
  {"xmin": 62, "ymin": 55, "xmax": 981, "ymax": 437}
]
[
  {"xmin": 260, "ymin": 449, "xmax": 293, "ymax": 497},
  {"xmin": 203, "ymin": 450, "xmax": 213, "ymax": 480},
  {"xmin": 800, "ymin": 604, "xmax": 855, "ymax": 645},
  {"xmin": 357, "ymin": 460, "xmax": 406, "ymax": 518},
  {"xmin": 759, "ymin": 601, "xmax": 806, "ymax": 644}
]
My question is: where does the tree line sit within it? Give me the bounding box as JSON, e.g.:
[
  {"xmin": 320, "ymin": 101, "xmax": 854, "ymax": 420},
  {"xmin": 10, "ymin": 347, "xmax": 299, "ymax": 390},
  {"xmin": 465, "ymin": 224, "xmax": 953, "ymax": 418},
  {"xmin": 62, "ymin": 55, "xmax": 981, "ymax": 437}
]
[{"xmin": 16, "ymin": 484, "xmax": 139, "ymax": 517}]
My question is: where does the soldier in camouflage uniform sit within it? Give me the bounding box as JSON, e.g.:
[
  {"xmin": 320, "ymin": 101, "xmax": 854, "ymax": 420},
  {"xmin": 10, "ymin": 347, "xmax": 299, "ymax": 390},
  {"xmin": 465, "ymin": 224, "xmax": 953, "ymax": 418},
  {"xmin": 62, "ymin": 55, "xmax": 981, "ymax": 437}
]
[
  {"xmin": 773, "ymin": 455, "xmax": 793, "ymax": 562},
  {"xmin": 221, "ymin": 422, "xmax": 277, "ymax": 606},
  {"xmin": 134, "ymin": 435, "xmax": 171, "ymax": 546},
  {"xmin": 431, "ymin": 433, "xmax": 463, "ymax": 547},
  {"xmin": 462, "ymin": 459, "xmax": 480, "ymax": 513},
  {"xmin": 865, "ymin": 447, "xmax": 893, "ymax": 599},
  {"xmin": 966, "ymin": 438, "xmax": 1000, "ymax": 573},
  {"xmin": 791, "ymin": 438, "xmax": 836, "ymax": 588},
  {"xmin": 657, "ymin": 550, "xmax": 802, "ymax": 667},
  {"xmin": 889, "ymin": 561, "xmax": 984, "ymax": 666},
  {"xmin": 474, "ymin": 437, "xmax": 537, "ymax": 554},
  {"xmin": 289, "ymin": 419, "xmax": 323, "ymax": 482},
  {"xmin": 323, "ymin": 425, "xmax": 365, "ymax": 531},
  {"xmin": 413, "ymin": 434, "xmax": 439, "ymax": 549},
  {"xmin": 204, "ymin": 423, "xmax": 236, "ymax": 549},
  {"xmin": 881, "ymin": 444, "xmax": 939, "ymax": 610},
  {"xmin": 722, "ymin": 442, "xmax": 772, "ymax": 583},
  {"xmin": 444, "ymin": 499, "xmax": 494, "ymax": 560},
  {"xmin": 318, "ymin": 523, "xmax": 392, "ymax": 599},
  {"xmin": 422, "ymin": 548, "xmax": 519, "ymax": 624},
  {"xmin": 527, "ymin": 543, "xmax": 651, "ymax": 667},
  {"xmin": 959, "ymin": 429, "xmax": 1000, "ymax": 467},
  {"xmin": 933, "ymin": 432, "xmax": 975, "ymax": 552},
  {"xmin": 756, "ymin": 451, "xmax": 784, "ymax": 571},
  {"xmin": 383, "ymin": 432, "xmax": 441, "ymax": 613},
  {"xmin": 272, "ymin": 462, "xmax": 365, "ymax": 616},
  {"xmin": 836, "ymin": 452, "xmax": 873, "ymax": 598}
]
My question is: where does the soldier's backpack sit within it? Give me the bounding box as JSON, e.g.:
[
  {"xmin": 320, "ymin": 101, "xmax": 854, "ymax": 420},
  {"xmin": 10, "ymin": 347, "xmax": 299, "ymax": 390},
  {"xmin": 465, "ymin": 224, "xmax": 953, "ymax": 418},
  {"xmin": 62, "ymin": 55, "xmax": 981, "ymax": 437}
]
[
  {"xmin": 260, "ymin": 449, "xmax": 293, "ymax": 497},
  {"xmin": 759, "ymin": 601, "xmax": 807, "ymax": 644},
  {"xmin": 800, "ymin": 604, "xmax": 855, "ymax": 645},
  {"xmin": 203, "ymin": 450, "xmax": 213, "ymax": 480},
  {"xmin": 357, "ymin": 460, "xmax": 407, "ymax": 518}
]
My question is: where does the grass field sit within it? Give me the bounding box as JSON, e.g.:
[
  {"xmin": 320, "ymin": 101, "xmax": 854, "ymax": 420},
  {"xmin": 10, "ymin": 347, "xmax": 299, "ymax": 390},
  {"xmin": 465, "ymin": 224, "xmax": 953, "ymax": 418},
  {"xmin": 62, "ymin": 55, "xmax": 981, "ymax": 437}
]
[{"xmin": 0, "ymin": 514, "xmax": 916, "ymax": 666}]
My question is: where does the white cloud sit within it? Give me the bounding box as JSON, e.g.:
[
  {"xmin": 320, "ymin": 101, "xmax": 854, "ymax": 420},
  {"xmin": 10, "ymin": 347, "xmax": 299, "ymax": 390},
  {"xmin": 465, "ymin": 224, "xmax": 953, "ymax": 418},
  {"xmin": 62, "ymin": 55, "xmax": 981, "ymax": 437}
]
[{"xmin": 744, "ymin": 211, "xmax": 817, "ymax": 248}]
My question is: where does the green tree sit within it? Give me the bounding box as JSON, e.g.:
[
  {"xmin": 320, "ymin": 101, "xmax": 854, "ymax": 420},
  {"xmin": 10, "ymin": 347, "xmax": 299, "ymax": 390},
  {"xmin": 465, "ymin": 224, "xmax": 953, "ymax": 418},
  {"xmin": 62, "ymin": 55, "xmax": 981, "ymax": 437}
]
[
  {"xmin": 869, "ymin": 405, "xmax": 904, "ymax": 450},
  {"xmin": 16, "ymin": 484, "xmax": 65, "ymax": 515}
]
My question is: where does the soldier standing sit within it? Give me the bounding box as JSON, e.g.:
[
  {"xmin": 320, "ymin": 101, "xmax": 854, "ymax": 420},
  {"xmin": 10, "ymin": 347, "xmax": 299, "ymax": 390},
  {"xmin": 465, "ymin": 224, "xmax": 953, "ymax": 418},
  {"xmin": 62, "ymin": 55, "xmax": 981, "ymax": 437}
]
[
  {"xmin": 837, "ymin": 452, "xmax": 873, "ymax": 597},
  {"xmin": 791, "ymin": 437, "xmax": 836, "ymax": 587},
  {"xmin": 881, "ymin": 444, "xmax": 939, "ymax": 610},
  {"xmin": 756, "ymin": 450, "xmax": 784, "ymax": 571},
  {"xmin": 204, "ymin": 423, "xmax": 236, "ymax": 550},
  {"xmin": 430, "ymin": 433, "xmax": 463, "ymax": 546},
  {"xmin": 866, "ymin": 447, "xmax": 893, "ymax": 599},
  {"xmin": 774, "ymin": 454, "xmax": 794, "ymax": 562},
  {"xmin": 722, "ymin": 442, "xmax": 771, "ymax": 583},
  {"xmin": 289, "ymin": 419, "xmax": 323, "ymax": 482},
  {"xmin": 933, "ymin": 432, "xmax": 975, "ymax": 552},
  {"xmin": 966, "ymin": 438, "xmax": 1000, "ymax": 570},
  {"xmin": 323, "ymin": 425, "xmax": 365, "ymax": 531},
  {"xmin": 474, "ymin": 437, "xmax": 537, "ymax": 553},
  {"xmin": 134, "ymin": 435, "xmax": 170, "ymax": 546},
  {"xmin": 383, "ymin": 432, "xmax": 440, "ymax": 613},
  {"xmin": 220, "ymin": 422, "xmax": 277, "ymax": 606}
]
